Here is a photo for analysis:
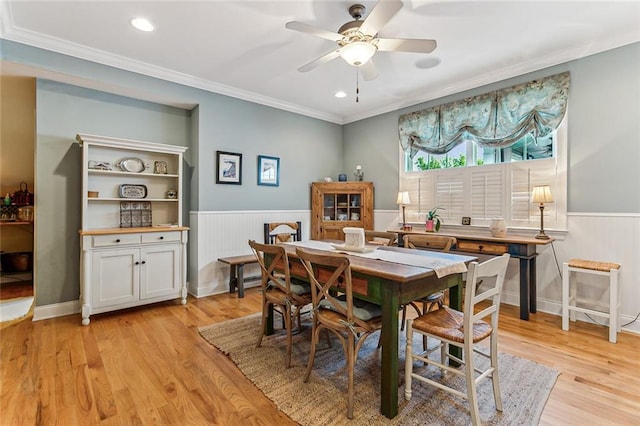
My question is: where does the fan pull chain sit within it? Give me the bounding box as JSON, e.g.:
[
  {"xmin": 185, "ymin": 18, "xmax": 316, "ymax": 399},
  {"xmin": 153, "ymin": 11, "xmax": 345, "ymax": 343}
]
[{"xmin": 355, "ymin": 68, "xmax": 360, "ymax": 103}]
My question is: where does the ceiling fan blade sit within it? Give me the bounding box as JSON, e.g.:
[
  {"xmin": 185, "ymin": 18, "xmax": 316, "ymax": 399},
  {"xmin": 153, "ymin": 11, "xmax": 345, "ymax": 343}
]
[
  {"xmin": 376, "ymin": 38, "xmax": 437, "ymax": 53},
  {"xmin": 297, "ymin": 50, "xmax": 341, "ymax": 72},
  {"xmin": 285, "ymin": 21, "xmax": 343, "ymax": 42},
  {"xmin": 359, "ymin": 0, "xmax": 403, "ymax": 36},
  {"xmin": 360, "ymin": 59, "xmax": 378, "ymax": 81}
]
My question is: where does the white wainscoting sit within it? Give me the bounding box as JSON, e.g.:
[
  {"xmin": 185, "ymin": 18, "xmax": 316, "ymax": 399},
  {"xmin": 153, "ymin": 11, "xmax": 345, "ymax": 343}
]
[
  {"xmin": 189, "ymin": 210, "xmax": 312, "ymax": 297},
  {"xmin": 190, "ymin": 210, "xmax": 640, "ymax": 335},
  {"xmin": 535, "ymin": 213, "xmax": 640, "ymax": 335}
]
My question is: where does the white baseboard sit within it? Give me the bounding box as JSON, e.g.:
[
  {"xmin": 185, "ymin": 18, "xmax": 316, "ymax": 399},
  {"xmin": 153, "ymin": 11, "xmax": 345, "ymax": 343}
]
[
  {"xmin": 189, "ymin": 279, "xmax": 260, "ymax": 298},
  {"xmin": 501, "ymin": 290, "xmax": 640, "ymax": 336},
  {"xmin": 32, "ymin": 299, "xmax": 79, "ymax": 321}
]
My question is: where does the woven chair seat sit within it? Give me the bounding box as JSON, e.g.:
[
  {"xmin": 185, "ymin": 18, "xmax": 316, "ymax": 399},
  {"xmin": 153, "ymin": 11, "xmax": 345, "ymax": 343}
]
[
  {"xmin": 568, "ymin": 259, "xmax": 620, "ymax": 272},
  {"xmin": 411, "ymin": 306, "xmax": 492, "ymax": 344}
]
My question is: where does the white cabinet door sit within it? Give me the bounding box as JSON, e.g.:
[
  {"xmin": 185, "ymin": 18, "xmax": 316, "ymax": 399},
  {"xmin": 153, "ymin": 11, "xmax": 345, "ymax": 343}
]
[
  {"xmin": 91, "ymin": 248, "xmax": 139, "ymax": 308},
  {"xmin": 140, "ymin": 244, "xmax": 180, "ymax": 300}
]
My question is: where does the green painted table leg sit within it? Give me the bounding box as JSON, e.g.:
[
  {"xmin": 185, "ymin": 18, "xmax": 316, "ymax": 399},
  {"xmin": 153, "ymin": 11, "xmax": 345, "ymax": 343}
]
[
  {"xmin": 380, "ymin": 281, "xmax": 399, "ymax": 419},
  {"xmin": 448, "ymin": 275, "xmax": 463, "ymax": 366}
]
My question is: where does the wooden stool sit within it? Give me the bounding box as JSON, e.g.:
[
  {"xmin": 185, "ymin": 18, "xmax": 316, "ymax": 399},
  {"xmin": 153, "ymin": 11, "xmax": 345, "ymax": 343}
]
[{"xmin": 562, "ymin": 259, "xmax": 621, "ymax": 343}]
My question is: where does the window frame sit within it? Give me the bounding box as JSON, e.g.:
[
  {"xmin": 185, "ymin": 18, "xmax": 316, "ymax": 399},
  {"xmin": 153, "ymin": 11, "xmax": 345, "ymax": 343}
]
[{"xmin": 398, "ymin": 116, "xmax": 568, "ymax": 232}]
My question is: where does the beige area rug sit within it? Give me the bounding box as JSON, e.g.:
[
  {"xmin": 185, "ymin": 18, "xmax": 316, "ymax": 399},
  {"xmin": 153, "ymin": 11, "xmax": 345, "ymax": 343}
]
[{"xmin": 199, "ymin": 314, "xmax": 559, "ymax": 425}]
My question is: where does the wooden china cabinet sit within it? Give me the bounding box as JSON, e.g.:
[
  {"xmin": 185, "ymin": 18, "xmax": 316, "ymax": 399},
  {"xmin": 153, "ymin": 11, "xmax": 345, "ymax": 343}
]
[{"xmin": 311, "ymin": 182, "xmax": 374, "ymax": 240}]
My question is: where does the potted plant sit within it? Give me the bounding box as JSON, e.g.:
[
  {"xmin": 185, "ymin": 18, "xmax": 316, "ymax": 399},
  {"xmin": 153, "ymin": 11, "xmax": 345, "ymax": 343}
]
[{"xmin": 426, "ymin": 207, "xmax": 443, "ymax": 232}]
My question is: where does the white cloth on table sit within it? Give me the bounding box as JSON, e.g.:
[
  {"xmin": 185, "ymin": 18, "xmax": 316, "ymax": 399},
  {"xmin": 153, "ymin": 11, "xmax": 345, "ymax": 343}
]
[{"xmin": 285, "ymin": 240, "xmax": 467, "ymax": 278}]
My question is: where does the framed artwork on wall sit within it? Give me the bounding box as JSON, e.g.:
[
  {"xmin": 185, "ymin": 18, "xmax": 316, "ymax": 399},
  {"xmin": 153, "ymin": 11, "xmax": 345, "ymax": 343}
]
[
  {"xmin": 257, "ymin": 155, "xmax": 280, "ymax": 187},
  {"xmin": 216, "ymin": 151, "xmax": 242, "ymax": 184}
]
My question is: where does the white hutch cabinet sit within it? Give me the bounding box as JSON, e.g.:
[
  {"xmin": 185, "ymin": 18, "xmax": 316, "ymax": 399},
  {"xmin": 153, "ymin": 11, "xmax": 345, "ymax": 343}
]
[{"xmin": 76, "ymin": 133, "xmax": 188, "ymax": 325}]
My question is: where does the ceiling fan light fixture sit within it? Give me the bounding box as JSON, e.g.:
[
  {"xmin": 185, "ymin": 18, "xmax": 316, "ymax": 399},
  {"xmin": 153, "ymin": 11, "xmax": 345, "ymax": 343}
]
[{"xmin": 339, "ymin": 41, "xmax": 376, "ymax": 66}]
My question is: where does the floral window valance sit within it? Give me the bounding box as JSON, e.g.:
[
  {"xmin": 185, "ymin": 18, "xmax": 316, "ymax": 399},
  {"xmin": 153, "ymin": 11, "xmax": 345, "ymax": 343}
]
[{"xmin": 398, "ymin": 72, "xmax": 570, "ymax": 156}]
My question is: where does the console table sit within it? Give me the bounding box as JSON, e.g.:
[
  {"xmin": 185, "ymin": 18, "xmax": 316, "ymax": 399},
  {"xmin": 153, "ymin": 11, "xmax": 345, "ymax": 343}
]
[{"xmin": 392, "ymin": 229, "xmax": 554, "ymax": 320}]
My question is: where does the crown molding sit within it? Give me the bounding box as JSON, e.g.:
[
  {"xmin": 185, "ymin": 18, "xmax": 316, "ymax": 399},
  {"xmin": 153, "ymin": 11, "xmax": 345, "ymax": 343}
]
[
  {"xmin": 0, "ymin": 14, "xmax": 345, "ymax": 124},
  {"xmin": 345, "ymin": 31, "xmax": 640, "ymax": 123},
  {"xmin": 1, "ymin": 0, "xmax": 637, "ymax": 126}
]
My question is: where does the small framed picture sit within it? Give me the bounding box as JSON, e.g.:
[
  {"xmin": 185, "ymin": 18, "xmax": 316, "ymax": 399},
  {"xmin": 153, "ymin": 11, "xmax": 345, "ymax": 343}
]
[
  {"xmin": 257, "ymin": 155, "xmax": 280, "ymax": 187},
  {"xmin": 153, "ymin": 160, "xmax": 168, "ymax": 174},
  {"xmin": 462, "ymin": 216, "xmax": 471, "ymax": 225},
  {"xmin": 216, "ymin": 151, "xmax": 242, "ymax": 185}
]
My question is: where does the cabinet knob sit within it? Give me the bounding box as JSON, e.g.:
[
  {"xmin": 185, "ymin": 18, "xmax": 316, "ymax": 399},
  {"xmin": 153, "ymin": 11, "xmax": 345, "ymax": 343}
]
[
  {"xmin": 116, "ymin": 239, "xmax": 121, "ymax": 243},
  {"xmin": 135, "ymin": 261, "xmax": 140, "ymax": 265},
  {"xmin": 141, "ymin": 260, "xmax": 146, "ymax": 264},
  {"xmin": 159, "ymin": 236, "xmax": 164, "ymax": 240}
]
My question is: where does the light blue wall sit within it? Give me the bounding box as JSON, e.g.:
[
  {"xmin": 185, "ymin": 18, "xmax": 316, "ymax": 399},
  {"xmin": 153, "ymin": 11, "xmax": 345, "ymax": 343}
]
[
  {"xmin": 2, "ymin": 40, "xmax": 343, "ymax": 306},
  {"xmin": 195, "ymin": 97, "xmax": 342, "ymax": 211},
  {"xmin": 344, "ymin": 42, "xmax": 640, "ymax": 213},
  {"xmin": 35, "ymin": 81, "xmax": 192, "ymax": 306}
]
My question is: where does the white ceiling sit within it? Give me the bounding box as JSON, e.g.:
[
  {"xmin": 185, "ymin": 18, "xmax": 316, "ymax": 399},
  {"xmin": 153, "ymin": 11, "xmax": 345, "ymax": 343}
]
[{"xmin": 1, "ymin": 1, "xmax": 639, "ymax": 124}]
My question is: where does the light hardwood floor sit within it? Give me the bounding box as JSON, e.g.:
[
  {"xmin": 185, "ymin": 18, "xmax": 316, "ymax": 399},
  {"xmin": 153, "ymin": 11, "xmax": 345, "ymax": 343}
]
[{"xmin": 1, "ymin": 289, "xmax": 638, "ymax": 425}]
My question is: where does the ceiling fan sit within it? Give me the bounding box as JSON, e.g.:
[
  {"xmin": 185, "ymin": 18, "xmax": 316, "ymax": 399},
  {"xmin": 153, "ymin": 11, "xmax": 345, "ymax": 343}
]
[{"xmin": 285, "ymin": 0, "xmax": 437, "ymax": 81}]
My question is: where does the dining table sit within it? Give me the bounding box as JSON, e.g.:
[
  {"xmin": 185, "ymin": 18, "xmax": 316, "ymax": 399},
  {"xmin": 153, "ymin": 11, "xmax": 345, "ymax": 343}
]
[{"xmin": 269, "ymin": 240, "xmax": 477, "ymax": 419}]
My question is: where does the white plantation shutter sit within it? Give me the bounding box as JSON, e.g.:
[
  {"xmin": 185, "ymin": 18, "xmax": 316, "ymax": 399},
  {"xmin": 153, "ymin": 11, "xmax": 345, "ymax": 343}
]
[
  {"xmin": 470, "ymin": 167, "xmax": 504, "ymax": 220},
  {"xmin": 435, "ymin": 170, "xmax": 464, "ymax": 223},
  {"xmin": 400, "ymin": 159, "xmax": 564, "ymax": 230},
  {"xmin": 511, "ymin": 160, "xmax": 558, "ymax": 226},
  {"xmin": 402, "ymin": 174, "xmax": 434, "ymax": 223},
  {"xmin": 510, "ymin": 168, "xmax": 532, "ymax": 222}
]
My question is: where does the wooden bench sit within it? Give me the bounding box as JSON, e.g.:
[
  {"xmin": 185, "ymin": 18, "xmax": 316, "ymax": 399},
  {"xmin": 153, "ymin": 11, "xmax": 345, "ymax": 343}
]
[{"xmin": 218, "ymin": 254, "xmax": 260, "ymax": 298}]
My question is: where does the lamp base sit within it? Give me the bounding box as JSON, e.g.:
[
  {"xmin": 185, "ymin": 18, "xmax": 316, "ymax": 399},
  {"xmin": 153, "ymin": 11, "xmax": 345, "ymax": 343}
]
[{"xmin": 535, "ymin": 204, "xmax": 550, "ymax": 239}]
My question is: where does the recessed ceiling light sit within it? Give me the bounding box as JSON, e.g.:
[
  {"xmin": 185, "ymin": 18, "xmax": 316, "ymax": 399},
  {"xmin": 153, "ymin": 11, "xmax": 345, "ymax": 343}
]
[
  {"xmin": 130, "ymin": 17, "xmax": 154, "ymax": 32},
  {"xmin": 335, "ymin": 91, "xmax": 347, "ymax": 98}
]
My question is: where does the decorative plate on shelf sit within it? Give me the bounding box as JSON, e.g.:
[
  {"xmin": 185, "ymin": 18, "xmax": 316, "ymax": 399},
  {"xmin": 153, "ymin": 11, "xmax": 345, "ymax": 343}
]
[
  {"xmin": 119, "ymin": 184, "xmax": 148, "ymax": 199},
  {"xmin": 117, "ymin": 157, "xmax": 147, "ymax": 173}
]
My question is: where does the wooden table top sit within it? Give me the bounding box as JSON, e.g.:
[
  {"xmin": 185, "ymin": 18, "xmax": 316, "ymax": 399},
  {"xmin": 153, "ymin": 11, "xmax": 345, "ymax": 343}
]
[
  {"xmin": 281, "ymin": 240, "xmax": 476, "ymax": 284},
  {"xmin": 390, "ymin": 228, "xmax": 555, "ymax": 245}
]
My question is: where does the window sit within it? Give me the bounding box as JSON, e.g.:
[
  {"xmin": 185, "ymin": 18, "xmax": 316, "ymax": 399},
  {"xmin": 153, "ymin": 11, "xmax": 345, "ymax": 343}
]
[
  {"xmin": 408, "ymin": 133, "xmax": 555, "ymax": 171},
  {"xmin": 399, "ymin": 119, "xmax": 567, "ymax": 231}
]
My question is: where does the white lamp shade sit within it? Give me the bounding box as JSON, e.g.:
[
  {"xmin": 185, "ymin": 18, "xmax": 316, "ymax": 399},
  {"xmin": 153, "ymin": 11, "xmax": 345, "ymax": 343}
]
[
  {"xmin": 531, "ymin": 185, "xmax": 553, "ymax": 203},
  {"xmin": 339, "ymin": 41, "xmax": 377, "ymax": 66},
  {"xmin": 396, "ymin": 191, "xmax": 411, "ymax": 205}
]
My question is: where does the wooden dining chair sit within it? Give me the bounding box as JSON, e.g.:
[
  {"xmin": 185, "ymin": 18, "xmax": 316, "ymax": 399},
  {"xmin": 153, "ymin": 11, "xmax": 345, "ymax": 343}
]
[
  {"xmin": 295, "ymin": 247, "xmax": 382, "ymax": 420},
  {"xmin": 364, "ymin": 230, "xmax": 398, "ymax": 246},
  {"xmin": 264, "ymin": 221, "xmax": 302, "ymax": 244},
  {"xmin": 404, "ymin": 253, "xmax": 510, "ymax": 426},
  {"xmin": 401, "ymin": 234, "xmax": 458, "ymax": 331},
  {"xmin": 249, "ymin": 240, "xmax": 311, "ymax": 368}
]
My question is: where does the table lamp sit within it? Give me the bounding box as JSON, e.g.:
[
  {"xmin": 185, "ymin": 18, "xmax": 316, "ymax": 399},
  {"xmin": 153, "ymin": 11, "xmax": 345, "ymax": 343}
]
[
  {"xmin": 396, "ymin": 191, "xmax": 411, "ymax": 229},
  {"xmin": 532, "ymin": 185, "xmax": 553, "ymax": 239}
]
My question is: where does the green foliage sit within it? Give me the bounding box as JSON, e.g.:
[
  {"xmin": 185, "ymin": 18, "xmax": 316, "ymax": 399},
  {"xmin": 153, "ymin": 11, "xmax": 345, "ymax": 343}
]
[{"xmin": 415, "ymin": 154, "xmax": 466, "ymax": 170}]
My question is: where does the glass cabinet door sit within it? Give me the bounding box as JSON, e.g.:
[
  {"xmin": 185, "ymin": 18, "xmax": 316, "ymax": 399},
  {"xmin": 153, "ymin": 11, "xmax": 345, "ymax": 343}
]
[{"xmin": 323, "ymin": 192, "xmax": 364, "ymax": 221}]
